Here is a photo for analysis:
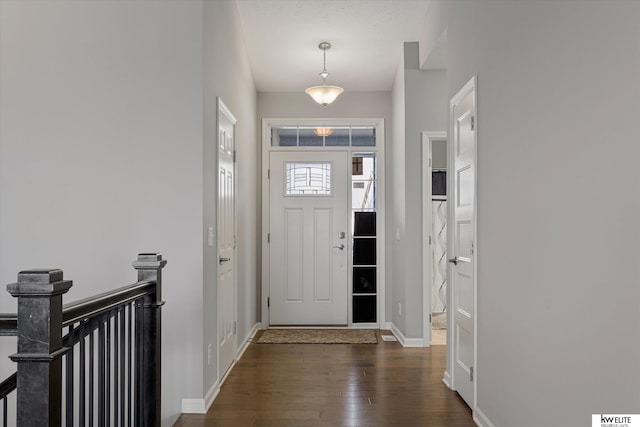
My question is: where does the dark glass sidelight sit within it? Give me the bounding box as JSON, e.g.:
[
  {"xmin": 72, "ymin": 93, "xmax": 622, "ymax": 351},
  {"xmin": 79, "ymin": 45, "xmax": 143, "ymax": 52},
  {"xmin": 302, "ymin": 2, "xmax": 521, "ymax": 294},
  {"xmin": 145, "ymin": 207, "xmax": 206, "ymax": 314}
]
[
  {"xmin": 353, "ymin": 211, "xmax": 376, "ymax": 236},
  {"xmin": 353, "ymin": 238, "xmax": 376, "ymax": 265},
  {"xmin": 353, "ymin": 296, "xmax": 377, "ymax": 323},
  {"xmin": 352, "ymin": 211, "xmax": 377, "ymax": 323},
  {"xmin": 353, "ymin": 267, "xmax": 376, "ymax": 294}
]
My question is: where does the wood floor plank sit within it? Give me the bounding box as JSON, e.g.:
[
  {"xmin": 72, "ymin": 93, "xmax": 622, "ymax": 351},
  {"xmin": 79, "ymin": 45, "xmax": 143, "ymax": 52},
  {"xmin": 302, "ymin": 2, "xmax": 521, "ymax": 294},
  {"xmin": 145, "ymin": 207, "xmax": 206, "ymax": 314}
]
[{"xmin": 174, "ymin": 330, "xmax": 475, "ymax": 427}]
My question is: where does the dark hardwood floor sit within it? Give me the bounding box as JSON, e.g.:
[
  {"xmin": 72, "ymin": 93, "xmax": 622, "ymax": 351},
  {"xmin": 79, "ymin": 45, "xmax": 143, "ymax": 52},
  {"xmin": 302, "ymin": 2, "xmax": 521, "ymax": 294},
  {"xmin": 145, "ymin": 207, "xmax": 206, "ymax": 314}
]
[{"xmin": 174, "ymin": 330, "xmax": 475, "ymax": 427}]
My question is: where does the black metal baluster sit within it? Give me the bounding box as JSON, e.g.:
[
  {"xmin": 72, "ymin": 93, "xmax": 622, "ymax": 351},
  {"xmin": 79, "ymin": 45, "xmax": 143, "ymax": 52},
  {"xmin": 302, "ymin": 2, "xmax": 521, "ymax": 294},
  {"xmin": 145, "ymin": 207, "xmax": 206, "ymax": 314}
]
[
  {"xmin": 114, "ymin": 309, "xmax": 119, "ymax": 427},
  {"xmin": 127, "ymin": 303, "xmax": 133, "ymax": 427},
  {"xmin": 106, "ymin": 316, "xmax": 111, "ymax": 427},
  {"xmin": 98, "ymin": 321, "xmax": 105, "ymax": 427},
  {"xmin": 134, "ymin": 300, "xmax": 141, "ymax": 426},
  {"xmin": 89, "ymin": 328, "xmax": 94, "ymax": 427},
  {"xmin": 79, "ymin": 321, "xmax": 86, "ymax": 426},
  {"xmin": 65, "ymin": 324, "xmax": 75, "ymax": 427},
  {"xmin": 3, "ymin": 396, "xmax": 7, "ymax": 427},
  {"xmin": 119, "ymin": 307, "xmax": 125, "ymax": 427}
]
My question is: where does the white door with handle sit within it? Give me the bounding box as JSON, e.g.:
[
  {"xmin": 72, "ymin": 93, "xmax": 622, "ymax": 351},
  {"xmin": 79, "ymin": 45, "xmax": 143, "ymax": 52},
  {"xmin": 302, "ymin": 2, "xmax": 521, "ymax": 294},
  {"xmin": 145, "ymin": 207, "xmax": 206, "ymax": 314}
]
[
  {"xmin": 449, "ymin": 77, "xmax": 477, "ymax": 408},
  {"xmin": 269, "ymin": 150, "xmax": 349, "ymax": 325}
]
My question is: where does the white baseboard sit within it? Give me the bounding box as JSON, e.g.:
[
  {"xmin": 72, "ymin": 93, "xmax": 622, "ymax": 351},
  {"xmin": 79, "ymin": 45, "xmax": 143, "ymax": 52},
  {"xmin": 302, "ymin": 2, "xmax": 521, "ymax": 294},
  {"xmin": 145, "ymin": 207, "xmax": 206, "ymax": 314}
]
[
  {"xmin": 203, "ymin": 379, "xmax": 220, "ymax": 412},
  {"xmin": 181, "ymin": 378, "xmax": 221, "ymax": 414},
  {"xmin": 390, "ymin": 323, "xmax": 426, "ymax": 347},
  {"xmin": 236, "ymin": 322, "xmax": 261, "ymax": 360},
  {"xmin": 181, "ymin": 397, "xmax": 207, "ymax": 414},
  {"xmin": 442, "ymin": 370, "xmax": 452, "ymax": 389},
  {"xmin": 382, "ymin": 322, "xmax": 392, "ymax": 331},
  {"xmin": 182, "ymin": 323, "xmax": 262, "ymax": 415},
  {"xmin": 474, "ymin": 407, "xmax": 497, "ymax": 427}
]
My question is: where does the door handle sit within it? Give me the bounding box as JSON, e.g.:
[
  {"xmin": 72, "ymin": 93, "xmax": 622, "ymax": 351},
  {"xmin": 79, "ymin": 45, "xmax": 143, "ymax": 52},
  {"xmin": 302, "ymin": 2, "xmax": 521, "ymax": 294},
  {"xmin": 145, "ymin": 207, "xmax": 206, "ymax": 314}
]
[
  {"xmin": 448, "ymin": 257, "xmax": 458, "ymax": 265},
  {"xmin": 332, "ymin": 244, "xmax": 345, "ymax": 250},
  {"xmin": 219, "ymin": 257, "xmax": 231, "ymax": 264}
]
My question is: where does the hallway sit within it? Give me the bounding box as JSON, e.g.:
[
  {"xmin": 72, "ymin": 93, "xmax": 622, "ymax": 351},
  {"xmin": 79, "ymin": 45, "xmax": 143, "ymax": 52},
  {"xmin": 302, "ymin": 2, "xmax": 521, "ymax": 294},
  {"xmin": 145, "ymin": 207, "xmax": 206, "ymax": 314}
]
[{"xmin": 174, "ymin": 330, "xmax": 474, "ymax": 427}]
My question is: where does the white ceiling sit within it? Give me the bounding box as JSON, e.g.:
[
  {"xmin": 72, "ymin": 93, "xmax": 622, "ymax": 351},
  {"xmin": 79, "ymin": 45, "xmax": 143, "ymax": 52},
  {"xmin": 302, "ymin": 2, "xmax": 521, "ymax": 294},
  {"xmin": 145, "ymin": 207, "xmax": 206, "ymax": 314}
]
[{"xmin": 235, "ymin": 0, "xmax": 431, "ymax": 92}]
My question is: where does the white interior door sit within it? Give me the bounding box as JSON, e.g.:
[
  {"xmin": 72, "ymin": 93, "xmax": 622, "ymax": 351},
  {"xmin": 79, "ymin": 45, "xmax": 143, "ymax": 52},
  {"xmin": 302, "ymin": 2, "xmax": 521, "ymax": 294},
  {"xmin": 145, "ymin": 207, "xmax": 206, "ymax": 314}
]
[
  {"xmin": 269, "ymin": 151, "xmax": 349, "ymax": 325},
  {"xmin": 217, "ymin": 99, "xmax": 236, "ymax": 378},
  {"xmin": 450, "ymin": 77, "xmax": 476, "ymax": 407}
]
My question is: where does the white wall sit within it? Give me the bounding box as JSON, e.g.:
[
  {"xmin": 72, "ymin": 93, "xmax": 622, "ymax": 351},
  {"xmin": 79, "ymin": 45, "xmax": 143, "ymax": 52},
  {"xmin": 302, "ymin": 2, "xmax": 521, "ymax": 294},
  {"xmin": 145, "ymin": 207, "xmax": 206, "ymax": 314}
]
[
  {"xmin": 0, "ymin": 1, "xmax": 205, "ymax": 424},
  {"xmin": 257, "ymin": 91, "xmax": 393, "ymax": 322},
  {"xmin": 436, "ymin": 1, "xmax": 640, "ymax": 425},
  {"xmin": 202, "ymin": 0, "xmax": 259, "ymax": 398}
]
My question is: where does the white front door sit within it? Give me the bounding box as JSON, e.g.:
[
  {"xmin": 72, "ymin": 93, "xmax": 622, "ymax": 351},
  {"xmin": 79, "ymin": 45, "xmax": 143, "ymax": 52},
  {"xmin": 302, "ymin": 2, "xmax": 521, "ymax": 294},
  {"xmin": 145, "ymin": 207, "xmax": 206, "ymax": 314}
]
[
  {"xmin": 269, "ymin": 151, "xmax": 349, "ymax": 325},
  {"xmin": 450, "ymin": 77, "xmax": 477, "ymax": 407},
  {"xmin": 217, "ymin": 99, "xmax": 236, "ymax": 378}
]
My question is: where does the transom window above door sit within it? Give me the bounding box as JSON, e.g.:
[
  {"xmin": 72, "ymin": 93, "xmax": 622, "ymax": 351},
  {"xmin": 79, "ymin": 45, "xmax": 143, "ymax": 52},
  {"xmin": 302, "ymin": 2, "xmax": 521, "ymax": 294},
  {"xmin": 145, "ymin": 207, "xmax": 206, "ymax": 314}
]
[{"xmin": 271, "ymin": 125, "xmax": 376, "ymax": 147}]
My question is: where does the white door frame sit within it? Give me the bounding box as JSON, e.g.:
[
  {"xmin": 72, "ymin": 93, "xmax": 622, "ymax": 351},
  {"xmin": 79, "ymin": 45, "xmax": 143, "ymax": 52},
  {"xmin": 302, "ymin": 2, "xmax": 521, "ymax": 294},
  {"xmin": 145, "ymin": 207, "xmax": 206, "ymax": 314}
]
[
  {"xmin": 261, "ymin": 118, "xmax": 386, "ymax": 329},
  {"xmin": 422, "ymin": 131, "xmax": 447, "ymax": 347},
  {"xmin": 216, "ymin": 97, "xmax": 237, "ymax": 380},
  {"xmin": 445, "ymin": 76, "xmax": 478, "ymax": 408}
]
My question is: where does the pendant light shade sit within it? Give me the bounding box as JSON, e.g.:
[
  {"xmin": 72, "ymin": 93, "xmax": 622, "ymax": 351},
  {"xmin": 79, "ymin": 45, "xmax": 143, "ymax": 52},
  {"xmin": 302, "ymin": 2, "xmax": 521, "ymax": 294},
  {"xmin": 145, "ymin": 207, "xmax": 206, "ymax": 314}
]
[
  {"xmin": 305, "ymin": 85, "xmax": 344, "ymax": 106},
  {"xmin": 305, "ymin": 42, "xmax": 344, "ymax": 106},
  {"xmin": 313, "ymin": 127, "xmax": 333, "ymax": 137}
]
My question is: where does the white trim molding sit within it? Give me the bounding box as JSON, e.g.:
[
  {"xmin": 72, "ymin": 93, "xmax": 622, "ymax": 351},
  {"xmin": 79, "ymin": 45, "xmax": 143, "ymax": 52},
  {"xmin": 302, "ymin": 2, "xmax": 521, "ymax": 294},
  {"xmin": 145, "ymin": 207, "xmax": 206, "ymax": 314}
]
[
  {"xmin": 421, "ymin": 131, "xmax": 448, "ymax": 348},
  {"xmin": 182, "ymin": 323, "xmax": 261, "ymax": 415},
  {"xmin": 181, "ymin": 377, "xmax": 221, "ymax": 414},
  {"xmin": 236, "ymin": 322, "xmax": 261, "ymax": 360},
  {"xmin": 442, "ymin": 370, "xmax": 452, "ymax": 389},
  {"xmin": 474, "ymin": 408, "xmax": 498, "ymax": 427},
  {"xmin": 261, "ymin": 118, "xmax": 386, "ymax": 328},
  {"xmin": 390, "ymin": 323, "xmax": 426, "ymax": 348}
]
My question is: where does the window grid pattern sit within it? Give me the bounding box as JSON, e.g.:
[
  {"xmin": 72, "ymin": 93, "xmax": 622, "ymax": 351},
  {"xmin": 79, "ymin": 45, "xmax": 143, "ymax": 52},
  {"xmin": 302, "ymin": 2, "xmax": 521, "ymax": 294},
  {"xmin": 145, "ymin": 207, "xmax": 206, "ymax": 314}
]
[{"xmin": 285, "ymin": 162, "xmax": 332, "ymax": 195}]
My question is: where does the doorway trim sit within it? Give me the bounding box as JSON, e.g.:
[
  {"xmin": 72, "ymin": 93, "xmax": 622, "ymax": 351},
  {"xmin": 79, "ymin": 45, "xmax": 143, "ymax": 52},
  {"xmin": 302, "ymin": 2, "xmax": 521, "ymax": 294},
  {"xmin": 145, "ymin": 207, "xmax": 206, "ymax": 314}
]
[
  {"xmin": 421, "ymin": 131, "xmax": 447, "ymax": 347},
  {"xmin": 261, "ymin": 118, "xmax": 386, "ymax": 329}
]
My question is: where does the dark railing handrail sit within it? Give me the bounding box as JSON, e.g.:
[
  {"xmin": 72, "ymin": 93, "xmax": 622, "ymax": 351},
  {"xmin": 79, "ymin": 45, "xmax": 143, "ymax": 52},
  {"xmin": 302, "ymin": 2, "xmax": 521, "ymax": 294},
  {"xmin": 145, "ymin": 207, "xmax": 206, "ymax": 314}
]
[
  {"xmin": 0, "ymin": 280, "xmax": 155, "ymax": 335},
  {"xmin": 0, "ymin": 373, "xmax": 16, "ymax": 400},
  {"xmin": 0, "ymin": 314, "xmax": 17, "ymax": 336},
  {"xmin": 62, "ymin": 279, "xmax": 155, "ymax": 326}
]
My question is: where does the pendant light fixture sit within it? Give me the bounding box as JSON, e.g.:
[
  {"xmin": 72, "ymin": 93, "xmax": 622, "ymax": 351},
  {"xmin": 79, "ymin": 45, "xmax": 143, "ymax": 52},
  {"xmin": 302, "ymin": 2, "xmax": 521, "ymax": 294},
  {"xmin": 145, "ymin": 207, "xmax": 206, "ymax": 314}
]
[
  {"xmin": 305, "ymin": 42, "xmax": 344, "ymax": 106},
  {"xmin": 313, "ymin": 127, "xmax": 333, "ymax": 137}
]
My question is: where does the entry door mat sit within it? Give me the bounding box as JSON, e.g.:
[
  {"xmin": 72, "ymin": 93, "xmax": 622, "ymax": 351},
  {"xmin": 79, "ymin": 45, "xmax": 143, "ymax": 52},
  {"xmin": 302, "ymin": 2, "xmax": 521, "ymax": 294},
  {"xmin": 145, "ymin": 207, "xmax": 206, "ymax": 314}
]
[{"xmin": 257, "ymin": 329, "xmax": 377, "ymax": 344}]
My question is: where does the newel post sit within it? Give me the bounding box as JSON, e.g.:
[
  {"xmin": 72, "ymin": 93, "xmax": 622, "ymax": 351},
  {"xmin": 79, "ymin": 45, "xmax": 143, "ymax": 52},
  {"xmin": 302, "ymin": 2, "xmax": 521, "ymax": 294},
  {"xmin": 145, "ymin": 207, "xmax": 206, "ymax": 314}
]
[
  {"xmin": 7, "ymin": 269, "xmax": 72, "ymax": 427},
  {"xmin": 132, "ymin": 253, "xmax": 167, "ymax": 426}
]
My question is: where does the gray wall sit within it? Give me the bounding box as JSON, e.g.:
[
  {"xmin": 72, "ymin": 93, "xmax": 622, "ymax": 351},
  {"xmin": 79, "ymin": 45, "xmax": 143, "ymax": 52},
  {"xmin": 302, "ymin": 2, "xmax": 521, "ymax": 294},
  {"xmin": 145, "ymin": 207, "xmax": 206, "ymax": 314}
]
[
  {"xmin": 436, "ymin": 1, "xmax": 640, "ymax": 425},
  {"xmin": 257, "ymin": 91, "xmax": 393, "ymax": 322},
  {"xmin": 391, "ymin": 60, "xmax": 407, "ymax": 333},
  {"xmin": 0, "ymin": 1, "xmax": 204, "ymax": 424},
  {"xmin": 391, "ymin": 43, "xmax": 447, "ymax": 339},
  {"xmin": 431, "ymin": 140, "xmax": 447, "ymax": 170},
  {"xmin": 203, "ymin": 0, "xmax": 259, "ymax": 399},
  {"xmin": 0, "ymin": 0, "xmax": 259, "ymax": 424}
]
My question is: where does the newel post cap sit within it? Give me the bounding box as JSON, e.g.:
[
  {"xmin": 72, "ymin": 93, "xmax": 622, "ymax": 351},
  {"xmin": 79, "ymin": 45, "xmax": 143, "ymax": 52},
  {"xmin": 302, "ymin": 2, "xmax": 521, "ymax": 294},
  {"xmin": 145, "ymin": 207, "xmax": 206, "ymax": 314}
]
[
  {"xmin": 7, "ymin": 269, "xmax": 72, "ymax": 297},
  {"xmin": 132, "ymin": 253, "xmax": 167, "ymax": 270}
]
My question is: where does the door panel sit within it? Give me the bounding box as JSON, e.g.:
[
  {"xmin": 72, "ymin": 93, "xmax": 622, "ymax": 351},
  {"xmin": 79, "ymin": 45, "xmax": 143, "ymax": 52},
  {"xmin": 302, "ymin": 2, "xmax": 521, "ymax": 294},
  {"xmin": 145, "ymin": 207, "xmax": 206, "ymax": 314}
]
[
  {"xmin": 450, "ymin": 78, "xmax": 476, "ymax": 407},
  {"xmin": 284, "ymin": 208, "xmax": 303, "ymax": 302},
  {"xmin": 270, "ymin": 151, "xmax": 348, "ymax": 325},
  {"xmin": 217, "ymin": 99, "xmax": 236, "ymax": 378}
]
